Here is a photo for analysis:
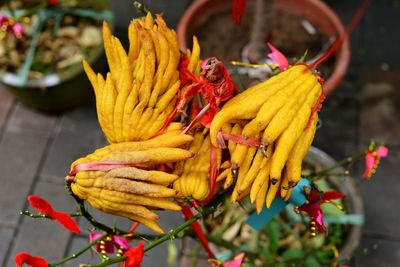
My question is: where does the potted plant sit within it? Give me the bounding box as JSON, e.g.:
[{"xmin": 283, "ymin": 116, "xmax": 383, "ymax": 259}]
[
  {"xmin": 0, "ymin": 0, "xmax": 114, "ymax": 112},
  {"xmin": 177, "ymin": 0, "xmax": 350, "ymax": 94},
  {"xmin": 179, "ymin": 146, "xmax": 364, "ymax": 267}
]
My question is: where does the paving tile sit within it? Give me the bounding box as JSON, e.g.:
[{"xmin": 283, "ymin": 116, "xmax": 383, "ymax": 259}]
[
  {"xmin": 357, "ymin": 144, "xmax": 400, "ymax": 239},
  {"xmin": 5, "ymin": 181, "xmax": 77, "ymax": 267},
  {"xmin": 0, "ymin": 87, "xmax": 15, "ymax": 129},
  {"xmin": 64, "ymin": 235, "xmax": 100, "ymax": 267},
  {"xmin": 40, "ymin": 129, "xmax": 103, "ymax": 184},
  {"xmin": 40, "ymin": 104, "xmax": 103, "ymax": 184},
  {"xmin": 0, "ymin": 132, "xmax": 49, "ymax": 226},
  {"xmin": 0, "ymin": 227, "xmax": 15, "ymax": 267},
  {"xmin": 58, "ymin": 102, "xmax": 100, "ymax": 133},
  {"xmin": 354, "ymin": 236, "xmax": 400, "ymax": 267},
  {"xmin": 6, "ymin": 102, "xmax": 57, "ymax": 136},
  {"xmin": 313, "ymin": 89, "xmax": 360, "ymax": 160}
]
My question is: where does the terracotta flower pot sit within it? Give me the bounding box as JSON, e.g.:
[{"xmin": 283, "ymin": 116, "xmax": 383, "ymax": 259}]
[{"xmin": 177, "ymin": 0, "xmax": 350, "ymax": 95}]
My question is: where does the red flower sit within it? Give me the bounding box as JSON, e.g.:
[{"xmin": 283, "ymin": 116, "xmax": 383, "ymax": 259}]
[
  {"xmin": 298, "ymin": 187, "xmax": 346, "ymax": 235},
  {"xmin": 363, "ymin": 145, "xmax": 388, "ymax": 179},
  {"xmin": 14, "ymin": 252, "xmax": 48, "ymax": 267},
  {"xmin": 48, "ymin": 0, "xmax": 58, "ymax": 5},
  {"xmin": 160, "ymin": 56, "xmax": 236, "ymax": 133},
  {"xmin": 122, "ymin": 241, "xmax": 145, "ymax": 267},
  {"xmin": 27, "ymin": 195, "xmax": 80, "ymax": 234}
]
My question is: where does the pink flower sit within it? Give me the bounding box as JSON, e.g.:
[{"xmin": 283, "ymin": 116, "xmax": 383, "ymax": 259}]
[
  {"xmin": 11, "ymin": 23, "xmax": 24, "ymax": 38},
  {"xmin": 363, "ymin": 145, "xmax": 388, "ymax": 179},
  {"xmin": 27, "ymin": 195, "xmax": 80, "ymax": 234},
  {"xmin": 267, "ymin": 43, "xmax": 289, "ymax": 70},
  {"xmin": 89, "ymin": 232, "xmax": 130, "ymax": 254},
  {"xmin": 14, "ymin": 252, "xmax": 48, "ymax": 267},
  {"xmin": 122, "ymin": 241, "xmax": 145, "ymax": 267},
  {"xmin": 224, "ymin": 252, "xmax": 245, "ymax": 267}
]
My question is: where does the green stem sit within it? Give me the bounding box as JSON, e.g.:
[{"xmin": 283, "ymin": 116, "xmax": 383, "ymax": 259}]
[
  {"xmin": 87, "ymin": 215, "xmax": 202, "ymax": 267},
  {"xmin": 20, "ymin": 210, "xmax": 81, "ymax": 218},
  {"xmin": 66, "ymin": 182, "xmax": 130, "ymax": 236},
  {"xmin": 145, "ymin": 215, "xmax": 201, "ymax": 252},
  {"xmin": 308, "ymin": 153, "xmax": 364, "ymax": 179},
  {"xmin": 48, "ymin": 232, "xmax": 107, "ymax": 267}
]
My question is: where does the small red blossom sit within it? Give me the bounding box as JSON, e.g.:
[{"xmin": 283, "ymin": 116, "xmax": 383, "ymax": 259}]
[
  {"xmin": 27, "ymin": 195, "xmax": 80, "ymax": 234},
  {"xmin": 181, "ymin": 57, "xmax": 236, "ymax": 128},
  {"xmin": 122, "ymin": 241, "xmax": 145, "ymax": 267},
  {"xmin": 161, "ymin": 56, "xmax": 236, "ymax": 133},
  {"xmin": 14, "ymin": 252, "xmax": 48, "ymax": 267},
  {"xmin": 48, "ymin": 0, "xmax": 58, "ymax": 5},
  {"xmin": 298, "ymin": 187, "xmax": 346, "ymax": 235},
  {"xmin": 363, "ymin": 145, "xmax": 388, "ymax": 179}
]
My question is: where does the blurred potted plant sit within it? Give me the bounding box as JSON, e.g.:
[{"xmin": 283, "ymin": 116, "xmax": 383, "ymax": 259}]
[
  {"xmin": 0, "ymin": 0, "xmax": 114, "ymax": 112},
  {"xmin": 179, "ymin": 146, "xmax": 365, "ymax": 267},
  {"xmin": 177, "ymin": 0, "xmax": 350, "ymax": 94}
]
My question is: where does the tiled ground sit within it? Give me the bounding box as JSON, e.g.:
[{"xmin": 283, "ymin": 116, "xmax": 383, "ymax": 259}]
[{"xmin": 1, "ymin": 1, "xmax": 399, "ymax": 266}]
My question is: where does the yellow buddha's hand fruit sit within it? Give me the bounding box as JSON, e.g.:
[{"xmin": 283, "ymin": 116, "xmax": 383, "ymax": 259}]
[
  {"xmin": 209, "ymin": 64, "xmax": 323, "ymax": 212},
  {"xmin": 83, "ymin": 14, "xmax": 201, "ymax": 143},
  {"xmin": 69, "ymin": 131, "xmax": 194, "ymax": 234}
]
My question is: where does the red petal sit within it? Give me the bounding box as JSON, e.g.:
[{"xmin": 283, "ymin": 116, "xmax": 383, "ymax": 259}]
[
  {"xmin": 27, "ymin": 196, "xmax": 54, "ymax": 215},
  {"xmin": 323, "ymin": 191, "xmax": 346, "ymax": 201},
  {"xmin": 123, "ymin": 241, "xmax": 145, "ymax": 267},
  {"xmin": 52, "ymin": 211, "xmax": 81, "ymax": 234},
  {"xmin": 181, "ymin": 207, "xmax": 215, "ymax": 259},
  {"xmin": 377, "ymin": 146, "xmax": 389, "ymax": 158},
  {"xmin": 14, "ymin": 252, "xmax": 48, "ymax": 267}
]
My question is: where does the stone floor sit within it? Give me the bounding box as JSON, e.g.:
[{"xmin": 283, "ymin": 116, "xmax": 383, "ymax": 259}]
[{"xmin": 1, "ymin": 1, "xmax": 399, "ymax": 267}]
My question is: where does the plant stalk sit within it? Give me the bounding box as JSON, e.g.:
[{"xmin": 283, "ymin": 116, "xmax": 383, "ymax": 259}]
[{"xmin": 49, "ymin": 232, "xmax": 108, "ymax": 266}]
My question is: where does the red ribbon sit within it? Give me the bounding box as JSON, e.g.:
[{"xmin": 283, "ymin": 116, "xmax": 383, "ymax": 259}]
[
  {"xmin": 67, "ymin": 161, "xmax": 147, "ymax": 182},
  {"xmin": 181, "ymin": 207, "xmax": 215, "ymax": 260},
  {"xmin": 232, "ymin": 0, "xmax": 247, "ymax": 26},
  {"xmin": 217, "ymin": 131, "xmax": 261, "ymax": 148}
]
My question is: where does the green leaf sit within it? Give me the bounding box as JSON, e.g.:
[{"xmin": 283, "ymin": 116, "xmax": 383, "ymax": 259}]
[
  {"xmin": 242, "ymin": 263, "xmax": 256, "ymax": 267},
  {"xmin": 261, "ymin": 247, "xmax": 274, "ymax": 261},
  {"xmin": 305, "ymin": 256, "xmax": 321, "ymax": 267},
  {"xmin": 315, "ymin": 250, "xmax": 333, "ymax": 263},
  {"xmin": 272, "ymin": 262, "xmax": 286, "ymax": 267},
  {"xmin": 281, "ymin": 248, "xmax": 305, "ymax": 261},
  {"xmin": 295, "ymin": 50, "xmax": 308, "ymax": 64},
  {"xmin": 267, "ymin": 220, "xmax": 281, "ymax": 254}
]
